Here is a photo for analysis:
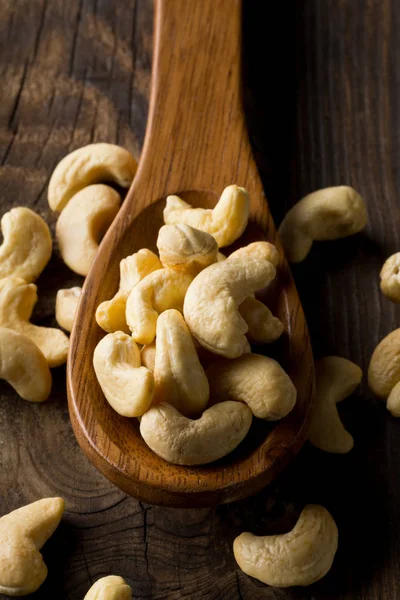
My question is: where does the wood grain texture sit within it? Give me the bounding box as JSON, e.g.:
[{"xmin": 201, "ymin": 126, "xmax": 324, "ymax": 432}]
[{"xmin": 0, "ymin": 0, "xmax": 398, "ymax": 598}]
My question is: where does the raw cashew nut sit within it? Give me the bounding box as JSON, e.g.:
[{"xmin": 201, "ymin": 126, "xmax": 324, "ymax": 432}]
[
  {"xmin": 229, "ymin": 241, "xmax": 280, "ymax": 267},
  {"xmin": 55, "ymin": 287, "xmax": 81, "ymax": 332},
  {"xmin": 126, "ymin": 268, "xmax": 194, "ymax": 345},
  {"xmin": 387, "ymin": 381, "xmax": 400, "ymax": 417},
  {"xmin": 48, "ymin": 143, "xmax": 137, "ymax": 212},
  {"xmin": 84, "ymin": 576, "xmax": 132, "ymax": 600},
  {"xmin": 233, "ymin": 504, "xmax": 338, "ymax": 587},
  {"xmin": 0, "ymin": 497, "xmax": 65, "ymax": 596},
  {"xmin": 239, "ymin": 297, "xmax": 284, "ymax": 343},
  {"xmin": 93, "ymin": 331, "xmax": 154, "ymax": 417},
  {"xmin": 207, "ymin": 354, "xmax": 296, "ymax": 420},
  {"xmin": 0, "ymin": 277, "xmax": 69, "ymax": 367},
  {"xmin": 153, "ymin": 310, "xmax": 209, "ymax": 416},
  {"xmin": 56, "ymin": 184, "xmax": 121, "ymax": 276},
  {"xmin": 308, "ymin": 356, "xmax": 362, "ymax": 453},
  {"xmin": 278, "ymin": 186, "xmax": 367, "ymax": 262},
  {"xmin": 0, "ymin": 328, "xmax": 52, "ymax": 402},
  {"xmin": 157, "ymin": 224, "xmax": 218, "ymax": 273},
  {"xmin": 0, "ymin": 208, "xmax": 52, "ymax": 283},
  {"xmin": 183, "ymin": 251, "xmax": 276, "ymax": 358},
  {"xmin": 380, "ymin": 253, "xmax": 400, "ymax": 303},
  {"xmin": 140, "ymin": 401, "xmax": 252, "ymax": 465},
  {"xmin": 368, "ymin": 329, "xmax": 400, "ymax": 399},
  {"xmin": 140, "ymin": 342, "xmax": 156, "ymax": 372},
  {"xmin": 96, "ymin": 249, "xmax": 163, "ymax": 334},
  {"xmin": 163, "ymin": 185, "xmax": 249, "ymax": 247}
]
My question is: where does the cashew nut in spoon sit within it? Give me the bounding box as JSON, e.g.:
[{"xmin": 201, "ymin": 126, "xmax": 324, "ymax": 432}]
[
  {"xmin": 56, "ymin": 286, "xmax": 82, "ymax": 332},
  {"xmin": 157, "ymin": 223, "xmax": 218, "ymax": 273},
  {"xmin": 84, "ymin": 575, "xmax": 132, "ymax": 600},
  {"xmin": 238, "ymin": 297, "xmax": 284, "ymax": 343}
]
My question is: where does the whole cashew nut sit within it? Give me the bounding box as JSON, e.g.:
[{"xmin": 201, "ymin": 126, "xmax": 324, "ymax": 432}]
[
  {"xmin": 56, "ymin": 184, "xmax": 121, "ymax": 276},
  {"xmin": 0, "ymin": 277, "xmax": 69, "ymax": 367},
  {"xmin": 233, "ymin": 504, "xmax": 338, "ymax": 587},
  {"xmin": 278, "ymin": 186, "xmax": 367, "ymax": 262},
  {"xmin": 140, "ymin": 401, "xmax": 252, "ymax": 465},
  {"xmin": 229, "ymin": 241, "xmax": 280, "ymax": 267},
  {"xmin": 93, "ymin": 331, "xmax": 154, "ymax": 417},
  {"xmin": 48, "ymin": 143, "xmax": 137, "ymax": 212},
  {"xmin": 157, "ymin": 224, "xmax": 218, "ymax": 273},
  {"xmin": 0, "ymin": 497, "xmax": 65, "ymax": 596},
  {"xmin": 238, "ymin": 297, "xmax": 284, "ymax": 344},
  {"xmin": 368, "ymin": 328, "xmax": 400, "ymax": 399},
  {"xmin": 55, "ymin": 287, "xmax": 81, "ymax": 332},
  {"xmin": 0, "ymin": 328, "xmax": 52, "ymax": 402},
  {"xmin": 84, "ymin": 576, "xmax": 132, "ymax": 600},
  {"xmin": 387, "ymin": 380, "xmax": 400, "ymax": 417},
  {"xmin": 163, "ymin": 185, "xmax": 249, "ymax": 247},
  {"xmin": 0, "ymin": 208, "xmax": 52, "ymax": 283},
  {"xmin": 380, "ymin": 253, "xmax": 400, "ymax": 303},
  {"xmin": 140, "ymin": 342, "xmax": 156, "ymax": 372},
  {"xmin": 308, "ymin": 356, "xmax": 362, "ymax": 453}
]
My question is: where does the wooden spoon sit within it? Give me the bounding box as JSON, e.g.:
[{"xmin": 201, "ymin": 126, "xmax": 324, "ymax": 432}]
[{"xmin": 67, "ymin": 0, "xmax": 315, "ymax": 508}]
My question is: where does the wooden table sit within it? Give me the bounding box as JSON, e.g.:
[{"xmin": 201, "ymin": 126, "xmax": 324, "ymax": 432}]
[{"xmin": 0, "ymin": 1, "xmax": 398, "ymax": 598}]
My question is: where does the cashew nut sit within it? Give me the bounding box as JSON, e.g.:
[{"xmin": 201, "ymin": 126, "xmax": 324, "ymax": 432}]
[
  {"xmin": 140, "ymin": 342, "xmax": 156, "ymax": 372},
  {"xmin": 239, "ymin": 297, "xmax": 284, "ymax": 343},
  {"xmin": 163, "ymin": 185, "xmax": 249, "ymax": 247},
  {"xmin": 140, "ymin": 401, "xmax": 252, "ymax": 465},
  {"xmin": 233, "ymin": 504, "xmax": 338, "ymax": 587},
  {"xmin": 153, "ymin": 310, "xmax": 209, "ymax": 416},
  {"xmin": 48, "ymin": 143, "xmax": 137, "ymax": 212},
  {"xmin": 0, "ymin": 277, "xmax": 69, "ymax": 367},
  {"xmin": 278, "ymin": 186, "xmax": 367, "ymax": 263},
  {"xmin": 207, "ymin": 354, "xmax": 296, "ymax": 420},
  {"xmin": 0, "ymin": 208, "xmax": 52, "ymax": 283},
  {"xmin": 380, "ymin": 253, "xmax": 400, "ymax": 303},
  {"xmin": 0, "ymin": 497, "xmax": 64, "ymax": 596},
  {"xmin": 0, "ymin": 328, "xmax": 52, "ymax": 402},
  {"xmin": 55, "ymin": 287, "xmax": 81, "ymax": 332},
  {"xmin": 183, "ymin": 250, "xmax": 276, "ymax": 358},
  {"xmin": 93, "ymin": 331, "xmax": 154, "ymax": 417},
  {"xmin": 368, "ymin": 329, "xmax": 400, "ymax": 399},
  {"xmin": 126, "ymin": 268, "xmax": 194, "ymax": 345},
  {"xmin": 56, "ymin": 184, "xmax": 121, "ymax": 276},
  {"xmin": 84, "ymin": 576, "xmax": 132, "ymax": 600},
  {"xmin": 157, "ymin": 224, "xmax": 218, "ymax": 273},
  {"xmin": 308, "ymin": 356, "xmax": 362, "ymax": 453},
  {"xmin": 387, "ymin": 381, "xmax": 400, "ymax": 417},
  {"xmin": 229, "ymin": 241, "xmax": 280, "ymax": 267},
  {"xmin": 96, "ymin": 249, "xmax": 163, "ymax": 334}
]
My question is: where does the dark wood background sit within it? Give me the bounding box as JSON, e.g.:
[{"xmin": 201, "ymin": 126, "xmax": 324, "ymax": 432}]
[{"xmin": 0, "ymin": 0, "xmax": 398, "ymax": 598}]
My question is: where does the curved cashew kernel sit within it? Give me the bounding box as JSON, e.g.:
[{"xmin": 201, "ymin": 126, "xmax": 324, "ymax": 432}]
[
  {"xmin": 84, "ymin": 576, "xmax": 132, "ymax": 600},
  {"xmin": 0, "ymin": 497, "xmax": 64, "ymax": 596},
  {"xmin": 207, "ymin": 354, "xmax": 296, "ymax": 420},
  {"xmin": 233, "ymin": 504, "xmax": 338, "ymax": 588},
  {"xmin": 157, "ymin": 224, "xmax": 218, "ymax": 273},
  {"xmin": 154, "ymin": 310, "xmax": 209, "ymax": 416},
  {"xmin": 308, "ymin": 356, "xmax": 362, "ymax": 453},
  {"xmin": 126, "ymin": 268, "xmax": 194, "ymax": 345},
  {"xmin": 380, "ymin": 253, "xmax": 400, "ymax": 303},
  {"xmin": 140, "ymin": 341, "xmax": 156, "ymax": 372},
  {"xmin": 96, "ymin": 249, "xmax": 163, "ymax": 334},
  {"xmin": 0, "ymin": 208, "xmax": 52, "ymax": 283},
  {"xmin": 278, "ymin": 186, "xmax": 367, "ymax": 263},
  {"xmin": 55, "ymin": 286, "xmax": 81, "ymax": 332},
  {"xmin": 163, "ymin": 185, "xmax": 249, "ymax": 247},
  {"xmin": 0, "ymin": 277, "xmax": 69, "ymax": 367},
  {"xmin": 239, "ymin": 297, "xmax": 284, "ymax": 343},
  {"xmin": 368, "ymin": 329, "xmax": 400, "ymax": 399},
  {"xmin": 183, "ymin": 253, "xmax": 276, "ymax": 358},
  {"xmin": 93, "ymin": 331, "xmax": 154, "ymax": 417},
  {"xmin": 48, "ymin": 143, "xmax": 137, "ymax": 212},
  {"xmin": 140, "ymin": 401, "xmax": 252, "ymax": 465},
  {"xmin": 0, "ymin": 328, "xmax": 52, "ymax": 402},
  {"xmin": 56, "ymin": 184, "xmax": 121, "ymax": 276},
  {"xmin": 229, "ymin": 241, "xmax": 280, "ymax": 268},
  {"xmin": 386, "ymin": 380, "xmax": 400, "ymax": 417}
]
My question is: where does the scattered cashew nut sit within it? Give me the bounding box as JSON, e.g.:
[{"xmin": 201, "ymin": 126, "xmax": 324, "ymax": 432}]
[
  {"xmin": 380, "ymin": 253, "xmax": 400, "ymax": 303},
  {"xmin": 84, "ymin": 576, "xmax": 132, "ymax": 600},
  {"xmin": 368, "ymin": 328, "xmax": 400, "ymax": 416},
  {"xmin": 387, "ymin": 380, "xmax": 400, "ymax": 417},
  {"xmin": 56, "ymin": 287, "xmax": 81, "ymax": 332},
  {"xmin": 157, "ymin": 223, "xmax": 218, "ymax": 273},
  {"xmin": 239, "ymin": 297, "xmax": 284, "ymax": 343}
]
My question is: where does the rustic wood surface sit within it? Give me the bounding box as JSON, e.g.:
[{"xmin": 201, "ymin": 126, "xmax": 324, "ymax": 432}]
[{"xmin": 0, "ymin": 0, "xmax": 398, "ymax": 598}]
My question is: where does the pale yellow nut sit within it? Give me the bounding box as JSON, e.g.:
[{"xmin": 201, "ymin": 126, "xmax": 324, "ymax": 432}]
[
  {"xmin": 96, "ymin": 249, "xmax": 163, "ymax": 333},
  {"xmin": 157, "ymin": 223, "xmax": 218, "ymax": 273},
  {"xmin": 380, "ymin": 253, "xmax": 400, "ymax": 303},
  {"xmin": 0, "ymin": 497, "xmax": 64, "ymax": 596},
  {"xmin": 0, "ymin": 328, "xmax": 51, "ymax": 402},
  {"xmin": 0, "ymin": 277, "xmax": 69, "ymax": 367},
  {"xmin": 183, "ymin": 250, "xmax": 276, "ymax": 358},
  {"xmin": 56, "ymin": 184, "xmax": 121, "ymax": 276},
  {"xmin": 207, "ymin": 354, "xmax": 296, "ymax": 420},
  {"xmin": 239, "ymin": 297, "xmax": 284, "ymax": 343},
  {"xmin": 163, "ymin": 184, "xmax": 249, "ymax": 247},
  {"xmin": 84, "ymin": 575, "xmax": 132, "ymax": 600},
  {"xmin": 233, "ymin": 504, "xmax": 338, "ymax": 588},
  {"xmin": 387, "ymin": 381, "xmax": 400, "ymax": 417},
  {"xmin": 229, "ymin": 241, "xmax": 280, "ymax": 267},
  {"xmin": 48, "ymin": 143, "xmax": 137, "ymax": 212},
  {"xmin": 153, "ymin": 310, "xmax": 209, "ymax": 417},
  {"xmin": 126, "ymin": 268, "xmax": 194, "ymax": 345},
  {"xmin": 55, "ymin": 286, "xmax": 81, "ymax": 332},
  {"xmin": 140, "ymin": 341, "xmax": 156, "ymax": 372},
  {"xmin": 217, "ymin": 252, "xmax": 226, "ymax": 261},
  {"xmin": 93, "ymin": 331, "xmax": 154, "ymax": 417},
  {"xmin": 140, "ymin": 401, "xmax": 252, "ymax": 465},
  {"xmin": 308, "ymin": 356, "xmax": 362, "ymax": 454},
  {"xmin": 278, "ymin": 186, "xmax": 367, "ymax": 263},
  {"xmin": 368, "ymin": 328, "xmax": 400, "ymax": 399},
  {"xmin": 0, "ymin": 208, "xmax": 52, "ymax": 283}
]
